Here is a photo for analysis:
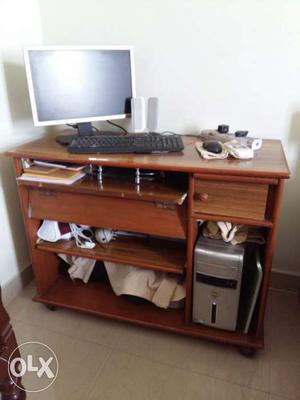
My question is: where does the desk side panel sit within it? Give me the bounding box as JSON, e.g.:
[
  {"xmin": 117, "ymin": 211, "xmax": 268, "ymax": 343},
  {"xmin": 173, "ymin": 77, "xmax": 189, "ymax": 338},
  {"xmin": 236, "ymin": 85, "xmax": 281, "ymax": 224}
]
[{"xmin": 13, "ymin": 159, "xmax": 60, "ymax": 295}]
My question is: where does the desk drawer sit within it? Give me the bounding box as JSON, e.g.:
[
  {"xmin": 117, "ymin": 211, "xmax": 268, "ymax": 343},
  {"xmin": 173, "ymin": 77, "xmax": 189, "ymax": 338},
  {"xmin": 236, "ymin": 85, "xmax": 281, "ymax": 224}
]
[
  {"xmin": 193, "ymin": 178, "xmax": 268, "ymax": 220},
  {"xmin": 29, "ymin": 188, "xmax": 186, "ymax": 239}
]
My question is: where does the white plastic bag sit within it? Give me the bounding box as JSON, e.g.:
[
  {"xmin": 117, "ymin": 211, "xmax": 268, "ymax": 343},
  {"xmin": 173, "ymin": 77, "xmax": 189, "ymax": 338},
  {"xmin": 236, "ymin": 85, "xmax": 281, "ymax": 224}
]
[{"xmin": 37, "ymin": 220, "xmax": 72, "ymax": 242}]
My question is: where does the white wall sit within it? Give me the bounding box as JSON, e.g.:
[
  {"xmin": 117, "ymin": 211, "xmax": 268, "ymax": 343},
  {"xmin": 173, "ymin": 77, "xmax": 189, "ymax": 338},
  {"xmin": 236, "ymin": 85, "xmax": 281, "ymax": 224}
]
[
  {"xmin": 0, "ymin": 0, "xmax": 44, "ymax": 292},
  {"xmin": 38, "ymin": 0, "xmax": 300, "ymax": 275},
  {"xmin": 1, "ymin": 0, "xmax": 299, "ymax": 282}
]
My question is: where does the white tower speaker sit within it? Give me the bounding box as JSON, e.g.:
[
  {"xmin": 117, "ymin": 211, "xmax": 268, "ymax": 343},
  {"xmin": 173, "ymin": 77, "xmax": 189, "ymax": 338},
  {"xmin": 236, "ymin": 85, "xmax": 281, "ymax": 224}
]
[
  {"xmin": 147, "ymin": 97, "xmax": 159, "ymax": 132},
  {"xmin": 131, "ymin": 97, "xmax": 146, "ymax": 132}
]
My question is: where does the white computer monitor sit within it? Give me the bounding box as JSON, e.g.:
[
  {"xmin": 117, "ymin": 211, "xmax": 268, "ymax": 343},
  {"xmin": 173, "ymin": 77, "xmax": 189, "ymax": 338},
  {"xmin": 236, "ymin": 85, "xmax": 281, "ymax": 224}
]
[{"xmin": 24, "ymin": 46, "xmax": 136, "ymax": 132}]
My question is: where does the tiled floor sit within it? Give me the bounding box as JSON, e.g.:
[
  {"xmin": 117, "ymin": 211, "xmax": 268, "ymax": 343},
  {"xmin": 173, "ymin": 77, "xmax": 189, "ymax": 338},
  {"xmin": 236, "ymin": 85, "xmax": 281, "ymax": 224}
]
[{"xmin": 5, "ymin": 283, "xmax": 300, "ymax": 400}]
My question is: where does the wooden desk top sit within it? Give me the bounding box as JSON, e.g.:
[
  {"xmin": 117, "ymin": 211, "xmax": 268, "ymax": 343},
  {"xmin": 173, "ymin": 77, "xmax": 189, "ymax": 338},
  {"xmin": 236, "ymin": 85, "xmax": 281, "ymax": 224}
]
[{"xmin": 7, "ymin": 132, "xmax": 290, "ymax": 179}]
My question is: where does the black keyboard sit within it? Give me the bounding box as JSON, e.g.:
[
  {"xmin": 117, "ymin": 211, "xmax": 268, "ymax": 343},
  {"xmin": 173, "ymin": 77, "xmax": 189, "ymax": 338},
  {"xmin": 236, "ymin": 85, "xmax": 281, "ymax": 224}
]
[{"xmin": 68, "ymin": 134, "xmax": 184, "ymax": 154}]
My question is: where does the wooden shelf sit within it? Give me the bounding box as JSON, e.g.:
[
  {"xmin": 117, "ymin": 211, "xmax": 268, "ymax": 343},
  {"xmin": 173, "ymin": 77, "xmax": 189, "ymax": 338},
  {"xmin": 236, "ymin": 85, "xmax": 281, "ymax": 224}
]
[
  {"xmin": 34, "ymin": 276, "xmax": 263, "ymax": 349},
  {"xmin": 37, "ymin": 236, "xmax": 186, "ymax": 275},
  {"xmin": 192, "ymin": 212, "xmax": 273, "ymax": 228},
  {"xmin": 18, "ymin": 174, "xmax": 188, "ymax": 205}
]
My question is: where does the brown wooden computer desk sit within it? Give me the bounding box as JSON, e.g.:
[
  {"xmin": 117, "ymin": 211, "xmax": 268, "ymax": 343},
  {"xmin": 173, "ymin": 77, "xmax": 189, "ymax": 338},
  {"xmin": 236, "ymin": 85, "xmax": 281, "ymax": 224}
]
[{"xmin": 6, "ymin": 133, "xmax": 290, "ymax": 355}]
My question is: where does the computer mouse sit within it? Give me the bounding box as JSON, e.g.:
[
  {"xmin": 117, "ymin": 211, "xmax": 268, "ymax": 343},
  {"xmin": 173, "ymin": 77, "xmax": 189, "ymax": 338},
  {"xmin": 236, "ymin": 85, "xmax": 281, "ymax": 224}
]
[{"xmin": 203, "ymin": 140, "xmax": 223, "ymax": 154}]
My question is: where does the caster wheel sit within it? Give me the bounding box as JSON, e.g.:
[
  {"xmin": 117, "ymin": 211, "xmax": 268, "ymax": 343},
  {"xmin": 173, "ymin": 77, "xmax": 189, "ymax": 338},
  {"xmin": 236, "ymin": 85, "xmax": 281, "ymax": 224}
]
[
  {"xmin": 239, "ymin": 346, "xmax": 256, "ymax": 358},
  {"xmin": 46, "ymin": 304, "xmax": 57, "ymax": 311}
]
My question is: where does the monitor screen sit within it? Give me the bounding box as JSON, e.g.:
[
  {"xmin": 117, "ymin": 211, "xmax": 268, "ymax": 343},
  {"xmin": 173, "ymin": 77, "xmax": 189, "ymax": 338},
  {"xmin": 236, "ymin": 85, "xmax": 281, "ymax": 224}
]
[{"xmin": 24, "ymin": 46, "xmax": 135, "ymax": 126}]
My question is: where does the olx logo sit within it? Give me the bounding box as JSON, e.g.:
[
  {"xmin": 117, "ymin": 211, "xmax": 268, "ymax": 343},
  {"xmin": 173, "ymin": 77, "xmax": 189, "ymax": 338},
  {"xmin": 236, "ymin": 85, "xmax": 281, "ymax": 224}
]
[
  {"xmin": 8, "ymin": 342, "xmax": 59, "ymax": 393},
  {"xmin": 10, "ymin": 354, "xmax": 55, "ymax": 378}
]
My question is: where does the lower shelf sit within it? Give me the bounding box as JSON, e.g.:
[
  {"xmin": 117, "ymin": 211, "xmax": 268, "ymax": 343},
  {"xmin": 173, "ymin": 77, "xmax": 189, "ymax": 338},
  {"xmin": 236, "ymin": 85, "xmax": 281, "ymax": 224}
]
[
  {"xmin": 37, "ymin": 236, "xmax": 186, "ymax": 275},
  {"xmin": 34, "ymin": 276, "xmax": 263, "ymax": 349}
]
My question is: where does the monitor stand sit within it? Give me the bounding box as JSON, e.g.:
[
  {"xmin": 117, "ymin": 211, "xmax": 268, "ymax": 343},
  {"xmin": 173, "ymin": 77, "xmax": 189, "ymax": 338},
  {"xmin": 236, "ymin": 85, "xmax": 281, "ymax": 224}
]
[
  {"xmin": 55, "ymin": 122, "xmax": 93, "ymax": 145},
  {"xmin": 77, "ymin": 122, "xmax": 94, "ymax": 136},
  {"xmin": 55, "ymin": 122, "xmax": 121, "ymax": 145}
]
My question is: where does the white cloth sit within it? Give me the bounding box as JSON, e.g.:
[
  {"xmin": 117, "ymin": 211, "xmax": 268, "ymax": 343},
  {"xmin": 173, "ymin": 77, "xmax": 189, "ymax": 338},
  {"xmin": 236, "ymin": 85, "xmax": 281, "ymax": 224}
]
[
  {"xmin": 58, "ymin": 254, "xmax": 96, "ymax": 283},
  {"xmin": 203, "ymin": 221, "xmax": 265, "ymax": 245},
  {"xmin": 217, "ymin": 222, "xmax": 240, "ymax": 243},
  {"xmin": 104, "ymin": 261, "xmax": 186, "ymax": 309},
  {"xmin": 58, "ymin": 255, "xmax": 186, "ymax": 308}
]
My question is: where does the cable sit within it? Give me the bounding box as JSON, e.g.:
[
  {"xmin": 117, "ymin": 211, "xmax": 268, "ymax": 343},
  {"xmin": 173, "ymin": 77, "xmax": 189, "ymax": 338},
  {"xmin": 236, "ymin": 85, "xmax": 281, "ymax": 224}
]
[
  {"xmin": 106, "ymin": 120, "xmax": 128, "ymax": 134},
  {"xmin": 66, "ymin": 123, "xmax": 78, "ymax": 129},
  {"xmin": 69, "ymin": 224, "xmax": 95, "ymax": 249}
]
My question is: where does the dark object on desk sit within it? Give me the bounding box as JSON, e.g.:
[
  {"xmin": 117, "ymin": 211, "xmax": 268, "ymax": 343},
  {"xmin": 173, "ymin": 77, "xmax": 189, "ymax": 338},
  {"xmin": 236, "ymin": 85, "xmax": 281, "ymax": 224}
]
[
  {"xmin": 0, "ymin": 287, "xmax": 26, "ymax": 399},
  {"xmin": 203, "ymin": 140, "xmax": 223, "ymax": 154},
  {"xmin": 217, "ymin": 124, "xmax": 229, "ymax": 133},
  {"xmin": 56, "ymin": 135, "xmax": 78, "ymax": 145},
  {"xmin": 235, "ymin": 130, "xmax": 248, "ymax": 138},
  {"xmin": 215, "ymin": 125, "xmax": 248, "ymax": 138},
  {"xmin": 68, "ymin": 134, "xmax": 184, "ymax": 154}
]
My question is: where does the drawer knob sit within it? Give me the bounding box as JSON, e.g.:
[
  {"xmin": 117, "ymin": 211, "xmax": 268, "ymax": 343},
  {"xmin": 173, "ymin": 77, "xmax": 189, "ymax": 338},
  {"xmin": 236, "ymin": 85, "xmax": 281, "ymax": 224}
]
[{"xmin": 198, "ymin": 193, "xmax": 209, "ymax": 202}]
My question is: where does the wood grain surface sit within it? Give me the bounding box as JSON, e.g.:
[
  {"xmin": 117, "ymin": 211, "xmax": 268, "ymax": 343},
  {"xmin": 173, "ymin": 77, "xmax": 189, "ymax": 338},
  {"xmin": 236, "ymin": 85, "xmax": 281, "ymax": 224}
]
[
  {"xmin": 37, "ymin": 236, "xmax": 186, "ymax": 275},
  {"xmin": 193, "ymin": 179, "xmax": 269, "ymax": 220},
  {"xmin": 6, "ymin": 131, "xmax": 290, "ymax": 179}
]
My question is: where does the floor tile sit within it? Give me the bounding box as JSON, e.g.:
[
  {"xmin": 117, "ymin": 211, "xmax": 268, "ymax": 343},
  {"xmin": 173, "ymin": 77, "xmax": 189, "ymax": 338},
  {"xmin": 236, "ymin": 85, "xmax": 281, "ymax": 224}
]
[
  {"xmin": 269, "ymin": 361, "xmax": 300, "ymax": 400},
  {"xmin": 11, "ymin": 320, "xmax": 112, "ymax": 400},
  {"xmin": 182, "ymin": 371, "xmax": 269, "ymax": 400},
  {"xmin": 7, "ymin": 282, "xmax": 124, "ymax": 348},
  {"xmin": 186, "ymin": 339, "xmax": 270, "ymax": 391},
  {"xmin": 87, "ymin": 350, "xmax": 269, "ymax": 400},
  {"xmin": 269, "ymin": 290, "xmax": 300, "ymax": 400},
  {"xmin": 115, "ymin": 324, "xmax": 195, "ymax": 368},
  {"xmin": 270, "ymin": 290, "xmax": 300, "ymax": 361},
  {"xmin": 116, "ymin": 323, "xmax": 271, "ymax": 392},
  {"xmin": 6, "ymin": 283, "xmax": 300, "ymax": 400}
]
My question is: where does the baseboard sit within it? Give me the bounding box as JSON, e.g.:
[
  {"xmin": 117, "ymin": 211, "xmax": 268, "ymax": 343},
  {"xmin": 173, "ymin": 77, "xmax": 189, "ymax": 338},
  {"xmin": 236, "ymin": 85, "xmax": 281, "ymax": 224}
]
[
  {"xmin": 270, "ymin": 269, "xmax": 300, "ymax": 293},
  {"xmin": 1, "ymin": 265, "xmax": 33, "ymax": 306}
]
